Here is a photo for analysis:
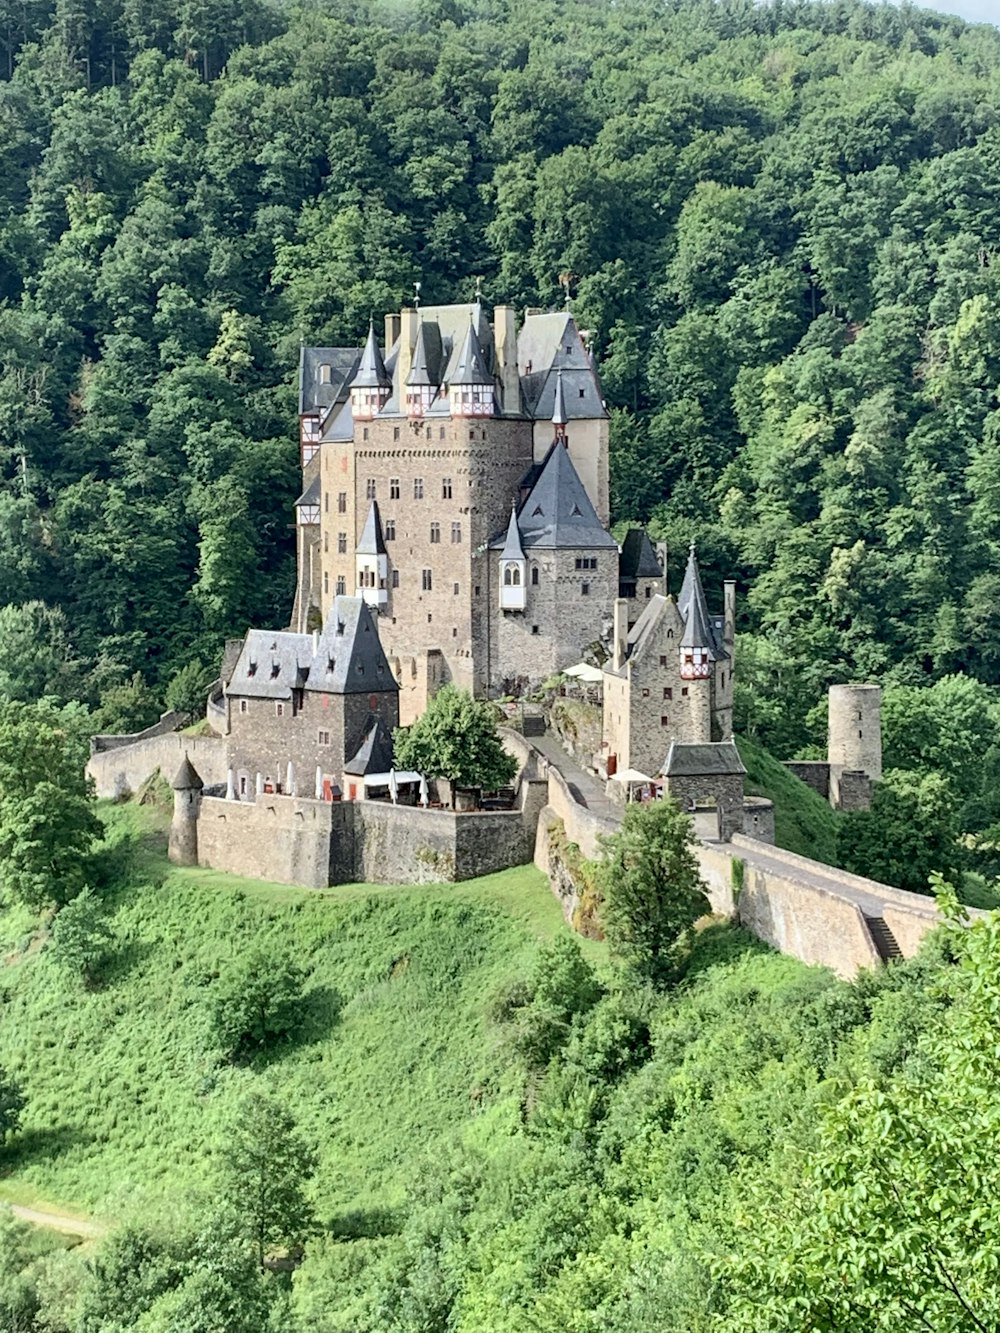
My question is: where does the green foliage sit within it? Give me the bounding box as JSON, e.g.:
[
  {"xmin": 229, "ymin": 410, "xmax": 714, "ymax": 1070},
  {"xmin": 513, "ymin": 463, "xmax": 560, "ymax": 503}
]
[
  {"xmin": 723, "ymin": 906, "xmax": 1000, "ymax": 1330},
  {"xmin": 393, "ymin": 685, "xmax": 517, "ymax": 793},
  {"xmin": 0, "ymin": 601, "xmax": 80, "ymax": 704},
  {"xmin": 596, "ymin": 799, "xmax": 709, "ymax": 986},
  {"xmin": 93, "ymin": 673, "xmax": 161, "ymax": 736},
  {"xmin": 207, "ymin": 947, "xmax": 307, "ymax": 1062},
  {"xmin": 499, "ymin": 934, "xmax": 603, "ymax": 1069},
  {"xmin": 164, "ymin": 660, "xmax": 214, "ymax": 722},
  {"xmin": 219, "ymin": 1092, "xmax": 317, "ymax": 1269},
  {"xmin": 736, "ymin": 736, "xmax": 841, "ymax": 864},
  {"xmin": 838, "ymin": 768, "xmax": 962, "ymax": 894},
  {"xmin": 0, "ymin": 1067, "xmax": 25, "ymax": 1142},
  {"xmin": 50, "ymin": 886, "xmax": 113, "ymax": 988},
  {"xmin": 0, "ymin": 699, "xmax": 100, "ymax": 909}
]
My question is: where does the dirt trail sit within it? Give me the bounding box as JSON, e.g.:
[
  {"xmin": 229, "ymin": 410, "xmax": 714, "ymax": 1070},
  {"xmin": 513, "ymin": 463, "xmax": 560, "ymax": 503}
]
[{"xmin": 6, "ymin": 1202, "xmax": 106, "ymax": 1239}]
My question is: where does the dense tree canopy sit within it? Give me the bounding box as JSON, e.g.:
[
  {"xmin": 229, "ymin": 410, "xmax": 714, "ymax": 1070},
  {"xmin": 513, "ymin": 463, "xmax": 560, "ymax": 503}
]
[{"xmin": 0, "ymin": 0, "xmax": 997, "ymax": 748}]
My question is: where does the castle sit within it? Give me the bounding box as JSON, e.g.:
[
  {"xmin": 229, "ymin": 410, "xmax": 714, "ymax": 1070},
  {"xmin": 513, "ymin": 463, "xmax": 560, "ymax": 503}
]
[{"xmin": 294, "ymin": 302, "xmax": 619, "ymax": 721}]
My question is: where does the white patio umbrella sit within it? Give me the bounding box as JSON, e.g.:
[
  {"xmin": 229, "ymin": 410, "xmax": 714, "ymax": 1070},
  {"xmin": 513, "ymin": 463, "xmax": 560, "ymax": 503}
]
[
  {"xmin": 419, "ymin": 774, "xmax": 429, "ymax": 807},
  {"xmin": 286, "ymin": 761, "xmax": 294, "ymax": 796},
  {"xmin": 255, "ymin": 771, "xmax": 264, "ymax": 796},
  {"xmin": 226, "ymin": 768, "xmax": 236, "ymax": 801},
  {"xmin": 315, "ymin": 766, "xmax": 323, "ymax": 800},
  {"xmin": 388, "ymin": 768, "xmax": 398, "ymax": 804}
]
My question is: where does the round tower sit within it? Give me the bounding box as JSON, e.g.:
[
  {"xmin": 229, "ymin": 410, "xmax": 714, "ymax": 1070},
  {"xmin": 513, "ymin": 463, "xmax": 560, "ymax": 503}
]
[
  {"xmin": 168, "ymin": 753, "xmax": 204, "ymax": 867},
  {"xmin": 828, "ymin": 684, "xmax": 882, "ymax": 782}
]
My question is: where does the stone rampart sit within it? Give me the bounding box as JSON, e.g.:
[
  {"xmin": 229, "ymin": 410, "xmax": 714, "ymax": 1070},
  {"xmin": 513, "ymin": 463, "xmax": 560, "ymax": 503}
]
[
  {"xmin": 197, "ymin": 794, "xmax": 349, "ymax": 889},
  {"xmin": 88, "ymin": 733, "xmax": 226, "ymax": 800},
  {"xmin": 90, "ymin": 711, "xmax": 189, "ymax": 753},
  {"xmin": 737, "ymin": 860, "xmax": 881, "ymax": 979},
  {"xmin": 355, "ymin": 802, "xmax": 536, "ymax": 883},
  {"xmin": 783, "ymin": 761, "xmax": 830, "ymax": 798}
]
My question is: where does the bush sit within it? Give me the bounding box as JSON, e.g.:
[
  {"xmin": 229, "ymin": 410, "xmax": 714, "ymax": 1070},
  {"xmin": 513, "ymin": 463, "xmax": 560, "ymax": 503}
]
[
  {"xmin": 50, "ymin": 888, "xmax": 114, "ymax": 988},
  {"xmin": 209, "ymin": 950, "xmax": 307, "ymax": 1062}
]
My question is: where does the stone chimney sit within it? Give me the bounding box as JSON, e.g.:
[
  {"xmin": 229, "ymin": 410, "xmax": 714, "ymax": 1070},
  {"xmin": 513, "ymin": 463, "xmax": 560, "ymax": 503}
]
[
  {"xmin": 397, "ymin": 308, "xmax": 419, "ymax": 396},
  {"xmin": 724, "ymin": 580, "xmax": 736, "ymax": 648},
  {"xmin": 656, "ymin": 541, "xmax": 669, "ymax": 595},
  {"xmin": 494, "ymin": 305, "xmax": 520, "ymax": 414},
  {"xmin": 384, "ymin": 312, "xmax": 401, "ymax": 352},
  {"xmin": 613, "ymin": 597, "xmax": 629, "ymax": 671}
]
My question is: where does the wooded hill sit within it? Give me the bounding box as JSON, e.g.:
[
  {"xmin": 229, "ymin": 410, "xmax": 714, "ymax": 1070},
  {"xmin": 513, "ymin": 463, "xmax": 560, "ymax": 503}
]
[{"xmin": 2, "ymin": 0, "xmax": 999, "ymax": 741}]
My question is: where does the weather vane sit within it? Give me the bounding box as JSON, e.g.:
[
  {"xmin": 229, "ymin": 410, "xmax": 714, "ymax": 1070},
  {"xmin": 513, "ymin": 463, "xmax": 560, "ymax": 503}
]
[
  {"xmin": 474, "ymin": 274, "xmax": 484, "ymax": 301},
  {"xmin": 414, "ymin": 280, "xmax": 421, "ymax": 310}
]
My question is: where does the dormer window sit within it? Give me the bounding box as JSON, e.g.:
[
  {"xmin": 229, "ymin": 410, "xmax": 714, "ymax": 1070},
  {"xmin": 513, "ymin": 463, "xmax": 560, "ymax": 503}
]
[
  {"xmin": 318, "ymin": 363, "xmax": 331, "ymax": 384},
  {"xmin": 270, "ymin": 663, "xmax": 280, "ymax": 679},
  {"xmin": 327, "ymin": 657, "xmax": 335, "ymax": 673},
  {"xmin": 247, "ymin": 662, "xmax": 257, "ymax": 677}
]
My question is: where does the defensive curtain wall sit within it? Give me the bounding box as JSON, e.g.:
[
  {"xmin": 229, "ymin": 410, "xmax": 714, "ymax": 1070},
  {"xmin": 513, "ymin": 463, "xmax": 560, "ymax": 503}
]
[
  {"xmin": 186, "ymin": 757, "xmax": 549, "ymax": 888},
  {"xmin": 96, "ymin": 718, "xmax": 946, "ymax": 978},
  {"xmin": 88, "ymin": 727, "xmax": 227, "ymax": 799},
  {"xmin": 516, "ymin": 729, "xmax": 949, "ymax": 980}
]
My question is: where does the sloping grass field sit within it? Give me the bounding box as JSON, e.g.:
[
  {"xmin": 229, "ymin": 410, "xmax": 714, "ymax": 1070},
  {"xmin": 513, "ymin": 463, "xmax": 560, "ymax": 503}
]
[{"xmin": 0, "ymin": 806, "xmax": 581, "ymax": 1229}]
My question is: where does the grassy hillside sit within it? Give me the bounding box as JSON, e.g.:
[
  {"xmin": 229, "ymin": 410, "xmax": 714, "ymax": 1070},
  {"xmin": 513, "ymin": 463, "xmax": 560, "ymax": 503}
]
[
  {"xmin": 0, "ymin": 806, "xmax": 586, "ymax": 1227},
  {"xmin": 736, "ymin": 737, "xmax": 842, "ymax": 866}
]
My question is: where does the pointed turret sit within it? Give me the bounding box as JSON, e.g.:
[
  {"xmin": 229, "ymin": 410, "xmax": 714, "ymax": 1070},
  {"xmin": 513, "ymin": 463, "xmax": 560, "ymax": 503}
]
[
  {"xmin": 552, "ymin": 368, "xmax": 567, "ymax": 444},
  {"xmin": 356, "ymin": 502, "xmax": 388, "ymax": 607},
  {"xmin": 405, "ymin": 321, "xmax": 441, "ymax": 416},
  {"xmin": 169, "ymin": 753, "xmax": 203, "ymax": 867},
  {"xmin": 679, "ymin": 544, "xmax": 713, "ymax": 681},
  {"xmin": 350, "ymin": 322, "xmax": 391, "ymax": 419},
  {"xmin": 499, "ymin": 504, "xmax": 527, "ymax": 610},
  {"xmin": 450, "ymin": 319, "xmax": 495, "ymax": 417}
]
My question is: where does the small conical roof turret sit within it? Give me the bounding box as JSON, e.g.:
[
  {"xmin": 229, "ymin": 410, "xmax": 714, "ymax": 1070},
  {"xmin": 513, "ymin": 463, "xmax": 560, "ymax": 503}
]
[
  {"xmin": 351, "ymin": 320, "xmax": 391, "ymax": 389},
  {"xmin": 356, "ymin": 500, "xmax": 387, "ymax": 556},
  {"xmin": 407, "ymin": 321, "xmax": 437, "ymax": 386},
  {"xmin": 172, "ymin": 754, "xmax": 204, "ymax": 790},
  {"xmin": 679, "ymin": 543, "xmax": 713, "ymax": 652},
  {"xmin": 500, "ymin": 504, "xmax": 525, "ymax": 561},
  {"xmin": 450, "ymin": 318, "xmax": 492, "ymax": 385}
]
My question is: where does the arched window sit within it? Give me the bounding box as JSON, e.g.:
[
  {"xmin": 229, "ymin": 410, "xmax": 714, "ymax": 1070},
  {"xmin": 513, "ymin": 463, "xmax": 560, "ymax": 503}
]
[
  {"xmin": 503, "ymin": 563, "xmax": 522, "ymax": 587},
  {"xmin": 531, "ymin": 565, "xmax": 539, "ymax": 585}
]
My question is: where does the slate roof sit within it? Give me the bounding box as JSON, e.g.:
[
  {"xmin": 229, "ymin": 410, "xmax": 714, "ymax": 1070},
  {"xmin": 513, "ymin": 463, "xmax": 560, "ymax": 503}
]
[
  {"xmin": 357, "ymin": 501, "xmax": 387, "ymax": 556},
  {"xmin": 451, "ymin": 320, "xmax": 492, "ymax": 385},
  {"xmin": 295, "ymin": 475, "xmax": 321, "ymax": 508},
  {"xmin": 344, "ymin": 716, "xmax": 396, "ymax": 776},
  {"xmin": 299, "ymin": 347, "xmax": 362, "ymax": 415},
  {"xmin": 603, "ymin": 593, "xmax": 681, "ymax": 678},
  {"xmin": 517, "ymin": 312, "xmax": 606, "ymax": 421},
  {"xmin": 499, "ymin": 506, "xmax": 525, "ymax": 561},
  {"xmin": 172, "ymin": 754, "xmax": 204, "ymax": 790},
  {"xmin": 227, "ymin": 597, "xmax": 398, "ymax": 701},
  {"xmin": 351, "ymin": 322, "xmax": 391, "ymax": 389},
  {"xmin": 490, "ymin": 443, "xmax": 618, "ymax": 552},
  {"xmin": 661, "ymin": 740, "xmax": 746, "ymax": 778},
  {"xmin": 620, "ymin": 529, "xmax": 662, "ymax": 581},
  {"xmin": 407, "ymin": 320, "xmax": 444, "ymax": 386},
  {"xmin": 678, "ymin": 544, "xmax": 727, "ymax": 659}
]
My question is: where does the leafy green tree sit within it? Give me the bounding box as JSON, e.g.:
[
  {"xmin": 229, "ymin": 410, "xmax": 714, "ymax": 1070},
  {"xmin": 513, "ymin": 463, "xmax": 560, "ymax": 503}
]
[
  {"xmin": 724, "ymin": 895, "xmax": 1000, "ymax": 1331},
  {"xmin": 393, "ymin": 685, "xmax": 516, "ymax": 794},
  {"xmin": 0, "ymin": 1070, "xmax": 24, "ymax": 1144},
  {"xmin": 50, "ymin": 886, "xmax": 113, "ymax": 987},
  {"xmin": 220, "ymin": 1092, "xmax": 316, "ymax": 1269},
  {"xmin": 0, "ymin": 601, "xmax": 80, "ymax": 704},
  {"xmin": 93, "ymin": 673, "xmax": 161, "ymax": 735},
  {"xmin": 501, "ymin": 935, "xmax": 603, "ymax": 1069},
  {"xmin": 208, "ymin": 948, "xmax": 306, "ymax": 1062},
  {"xmin": 838, "ymin": 770, "xmax": 961, "ymax": 895},
  {"xmin": 164, "ymin": 659, "xmax": 214, "ymax": 720},
  {"xmin": 0, "ymin": 700, "xmax": 100, "ymax": 910},
  {"xmin": 596, "ymin": 798, "xmax": 709, "ymax": 986}
]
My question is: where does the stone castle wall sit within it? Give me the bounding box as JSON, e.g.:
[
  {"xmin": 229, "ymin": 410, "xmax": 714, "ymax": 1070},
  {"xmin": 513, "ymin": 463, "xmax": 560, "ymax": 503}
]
[{"xmin": 88, "ymin": 733, "xmax": 226, "ymax": 800}]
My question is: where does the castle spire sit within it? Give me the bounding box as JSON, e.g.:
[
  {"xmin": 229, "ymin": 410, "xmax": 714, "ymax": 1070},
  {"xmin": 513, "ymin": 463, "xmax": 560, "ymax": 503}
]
[
  {"xmin": 679, "ymin": 543, "xmax": 713, "ymax": 681},
  {"xmin": 499, "ymin": 503, "xmax": 527, "ymax": 610},
  {"xmin": 450, "ymin": 317, "xmax": 494, "ymax": 417},
  {"xmin": 349, "ymin": 320, "xmax": 391, "ymax": 419},
  {"xmin": 552, "ymin": 368, "xmax": 567, "ymax": 444}
]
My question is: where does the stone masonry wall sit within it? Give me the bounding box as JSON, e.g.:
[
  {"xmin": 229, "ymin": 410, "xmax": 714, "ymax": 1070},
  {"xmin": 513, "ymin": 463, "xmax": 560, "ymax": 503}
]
[
  {"xmin": 88, "ymin": 733, "xmax": 226, "ymax": 800},
  {"xmin": 196, "ymin": 794, "xmax": 351, "ymax": 889},
  {"xmin": 783, "ymin": 761, "xmax": 831, "ymax": 799}
]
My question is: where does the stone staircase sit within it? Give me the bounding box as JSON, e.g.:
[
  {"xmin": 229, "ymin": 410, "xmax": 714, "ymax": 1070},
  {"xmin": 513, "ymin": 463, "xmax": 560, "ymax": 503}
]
[{"xmin": 863, "ymin": 913, "xmax": 904, "ymax": 963}]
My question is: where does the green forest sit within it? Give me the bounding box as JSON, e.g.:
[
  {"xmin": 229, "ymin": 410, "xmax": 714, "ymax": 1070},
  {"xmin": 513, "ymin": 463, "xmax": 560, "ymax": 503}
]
[
  {"xmin": 0, "ymin": 797, "xmax": 997, "ymax": 1333},
  {"xmin": 4, "ymin": 0, "xmax": 1000, "ymax": 1326},
  {"xmin": 5, "ymin": 0, "xmax": 1000, "ymax": 866}
]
